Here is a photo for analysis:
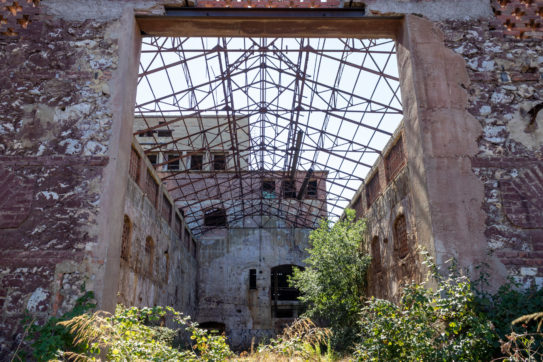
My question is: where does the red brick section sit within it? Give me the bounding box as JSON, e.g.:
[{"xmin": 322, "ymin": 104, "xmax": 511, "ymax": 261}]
[
  {"xmin": 500, "ymin": 164, "xmax": 543, "ymax": 228},
  {"xmin": 0, "ymin": 0, "xmax": 40, "ymax": 37},
  {"xmin": 129, "ymin": 148, "xmax": 141, "ymax": 183},
  {"xmin": 394, "ymin": 214, "xmax": 408, "ymax": 259},
  {"xmin": 385, "ymin": 135, "xmax": 406, "ymax": 183},
  {"xmin": 0, "ymin": 168, "xmax": 35, "ymax": 228},
  {"xmin": 366, "ymin": 171, "xmax": 381, "ymax": 208},
  {"xmin": 197, "ymin": 0, "xmax": 341, "ymax": 8},
  {"xmin": 491, "ymin": 0, "xmax": 543, "ymax": 39}
]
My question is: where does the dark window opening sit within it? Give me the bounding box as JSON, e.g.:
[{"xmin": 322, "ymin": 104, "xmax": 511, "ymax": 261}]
[
  {"xmin": 262, "ymin": 180, "xmax": 276, "ymax": 198},
  {"xmin": 139, "ymin": 130, "xmax": 154, "ymax": 137},
  {"xmin": 190, "ymin": 154, "xmax": 203, "ymax": 170},
  {"xmin": 307, "ymin": 180, "xmax": 318, "ymax": 198},
  {"xmin": 394, "ymin": 214, "xmax": 409, "ymax": 259},
  {"xmin": 274, "ymin": 308, "xmax": 294, "ymax": 318},
  {"xmin": 157, "ymin": 129, "xmax": 173, "ymax": 137},
  {"xmin": 199, "ymin": 322, "xmax": 225, "ymax": 335},
  {"xmin": 145, "ymin": 170, "xmax": 159, "ymax": 207},
  {"xmin": 282, "ymin": 180, "xmax": 296, "ymax": 199},
  {"xmin": 271, "ymin": 265, "xmax": 303, "ymax": 301},
  {"xmin": 213, "ymin": 153, "xmax": 226, "ymax": 170},
  {"xmin": 204, "ymin": 208, "xmax": 227, "ymax": 227},
  {"xmin": 147, "ymin": 154, "xmax": 157, "ymax": 166},
  {"xmin": 129, "ymin": 147, "xmax": 141, "ymax": 183},
  {"xmin": 166, "ymin": 154, "xmax": 180, "ymax": 170},
  {"xmin": 249, "ymin": 269, "xmax": 257, "ymax": 290}
]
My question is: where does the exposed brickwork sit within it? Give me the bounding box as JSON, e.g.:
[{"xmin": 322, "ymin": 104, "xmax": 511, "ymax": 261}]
[
  {"xmin": 129, "ymin": 147, "xmax": 141, "ymax": 183},
  {"xmin": 145, "ymin": 170, "xmax": 159, "ymax": 207},
  {"xmin": 365, "ymin": 171, "xmax": 381, "ymax": 207},
  {"xmin": 500, "ymin": 164, "xmax": 543, "ymax": 228},
  {"xmin": 441, "ymin": 18, "xmax": 543, "ymax": 287},
  {"xmin": 384, "ymin": 135, "xmax": 406, "ymax": 183},
  {"xmin": 394, "ymin": 214, "xmax": 409, "ymax": 259},
  {"xmin": 491, "ymin": 0, "xmax": 543, "ymax": 39}
]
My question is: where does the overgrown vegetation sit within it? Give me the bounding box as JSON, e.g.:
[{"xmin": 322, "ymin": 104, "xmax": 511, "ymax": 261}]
[
  {"xmin": 356, "ymin": 255, "xmax": 495, "ymax": 361},
  {"xmin": 290, "ymin": 208, "xmax": 370, "ymax": 350},
  {"xmin": 17, "ymin": 211, "xmax": 543, "ymax": 361},
  {"xmin": 16, "ymin": 291, "xmax": 96, "ymax": 362}
]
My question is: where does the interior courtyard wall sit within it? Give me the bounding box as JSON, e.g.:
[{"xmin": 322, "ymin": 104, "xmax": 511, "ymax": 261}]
[
  {"xmin": 197, "ymin": 224, "xmax": 310, "ymax": 350},
  {"xmin": 117, "ymin": 141, "xmax": 198, "ymax": 316}
]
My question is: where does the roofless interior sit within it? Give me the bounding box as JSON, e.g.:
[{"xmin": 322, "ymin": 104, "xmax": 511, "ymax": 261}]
[{"xmin": 134, "ymin": 11, "xmax": 403, "ymax": 237}]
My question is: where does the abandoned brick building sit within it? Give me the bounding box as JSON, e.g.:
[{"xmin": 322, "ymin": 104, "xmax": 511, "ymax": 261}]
[{"xmin": 1, "ymin": 0, "xmax": 543, "ymax": 355}]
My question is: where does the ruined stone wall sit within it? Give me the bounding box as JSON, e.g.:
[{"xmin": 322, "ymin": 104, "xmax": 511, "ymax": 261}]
[
  {"xmin": 439, "ymin": 12, "xmax": 543, "ymax": 288},
  {"xmin": 197, "ymin": 225, "xmax": 310, "ymax": 350},
  {"xmin": 117, "ymin": 141, "xmax": 198, "ymax": 315},
  {"xmin": 348, "ymin": 129, "xmax": 424, "ymax": 300}
]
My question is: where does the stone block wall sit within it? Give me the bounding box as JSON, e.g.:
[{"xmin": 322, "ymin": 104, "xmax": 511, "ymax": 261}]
[
  {"xmin": 117, "ymin": 141, "xmax": 198, "ymax": 315},
  {"xmin": 197, "ymin": 225, "xmax": 311, "ymax": 350}
]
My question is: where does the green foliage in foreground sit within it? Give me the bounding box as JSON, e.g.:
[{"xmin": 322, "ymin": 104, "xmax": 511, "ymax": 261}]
[
  {"xmin": 355, "ymin": 256, "xmax": 495, "ymax": 361},
  {"xmin": 289, "ymin": 209, "xmax": 371, "ymax": 350},
  {"xmin": 18, "ymin": 291, "xmax": 96, "ymax": 362},
  {"xmin": 55, "ymin": 305, "xmax": 233, "ymax": 361}
]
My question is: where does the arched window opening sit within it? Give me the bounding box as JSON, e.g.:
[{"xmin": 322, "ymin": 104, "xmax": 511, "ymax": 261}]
[
  {"xmin": 121, "ymin": 215, "xmax": 131, "ymax": 261},
  {"xmin": 371, "ymin": 236, "xmax": 381, "ymax": 272},
  {"xmin": 204, "ymin": 208, "xmax": 227, "ymax": 227},
  {"xmin": 271, "ymin": 265, "xmax": 305, "ymax": 318},
  {"xmin": 394, "ymin": 215, "xmax": 409, "ymax": 259},
  {"xmin": 199, "ymin": 321, "xmax": 226, "ymax": 335},
  {"xmin": 145, "ymin": 236, "xmax": 155, "ymax": 275}
]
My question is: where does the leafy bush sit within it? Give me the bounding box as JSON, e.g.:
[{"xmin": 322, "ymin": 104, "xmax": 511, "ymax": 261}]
[
  {"xmin": 16, "ymin": 291, "xmax": 96, "ymax": 362},
  {"xmin": 355, "ymin": 255, "xmax": 495, "ymax": 361},
  {"xmin": 55, "ymin": 305, "xmax": 233, "ymax": 361},
  {"xmin": 289, "ymin": 209, "xmax": 370, "ymax": 350},
  {"xmin": 474, "ymin": 270, "xmax": 543, "ymax": 357},
  {"xmin": 256, "ymin": 318, "xmax": 332, "ymax": 360}
]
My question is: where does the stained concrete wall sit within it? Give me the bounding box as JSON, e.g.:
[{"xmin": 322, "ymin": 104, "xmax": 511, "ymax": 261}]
[
  {"xmin": 117, "ymin": 141, "xmax": 198, "ymax": 315},
  {"xmin": 197, "ymin": 223, "xmax": 310, "ymax": 350}
]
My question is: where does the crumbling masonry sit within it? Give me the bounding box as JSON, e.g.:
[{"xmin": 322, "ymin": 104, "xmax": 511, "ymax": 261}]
[{"xmin": 0, "ymin": 0, "xmax": 542, "ymax": 355}]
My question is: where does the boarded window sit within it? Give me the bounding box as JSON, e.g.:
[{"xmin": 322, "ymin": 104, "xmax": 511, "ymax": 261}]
[
  {"xmin": 385, "ymin": 136, "xmax": 406, "ymax": 182},
  {"xmin": 166, "ymin": 154, "xmax": 180, "ymax": 171},
  {"xmin": 371, "ymin": 236, "xmax": 381, "ymax": 272},
  {"xmin": 190, "ymin": 154, "xmax": 203, "ymax": 170},
  {"xmin": 121, "ymin": 215, "xmax": 131, "ymax": 261},
  {"xmin": 129, "ymin": 148, "xmax": 141, "ymax": 183},
  {"xmin": 282, "ymin": 180, "xmax": 296, "ymax": 199},
  {"xmin": 145, "ymin": 236, "xmax": 155, "ymax": 275},
  {"xmin": 249, "ymin": 269, "xmax": 257, "ymax": 290},
  {"xmin": 306, "ymin": 180, "xmax": 318, "ymax": 198},
  {"xmin": 162, "ymin": 194, "xmax": 172, "ymax": 223},
  {"xmin": 262, "ymin": 180, "xmax": 276, "ymax": 198},
  {"xmin": 394, "ymin": 215, "xmax": 409, "ymax": 259},
  {"xmin": 204, "ymin": 208, "xmax": 227, "ymax": 227},
  {"xmin": 366, "ymin": 171, "xmax": 381, "ymax": 208},
  {"xmin": 213, "ymin": 153, "xmax": 226, "ymax": 170},
  {"xmin": 145, "ymin": 170, "xmax": 159, "ymax": 207}
]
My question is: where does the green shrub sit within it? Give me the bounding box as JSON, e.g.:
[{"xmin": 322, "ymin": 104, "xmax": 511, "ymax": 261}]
[
  {"xmin": 355, "ymin": 255, "xmax": 495, "ymax": 361},
  {"xmin": 289, "ymin": 209, "xmax": 371, "ymax": 350},
  {"xmin": 16, "ymin": 291, "xmax": 96, "ymax": 362},
  {"xmin": 54, "ymin": 305, "xmax": 233, "ymax": 361}
]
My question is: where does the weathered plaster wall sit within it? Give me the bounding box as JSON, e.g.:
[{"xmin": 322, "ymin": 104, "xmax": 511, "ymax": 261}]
[
  {"xmin": 197, "ymin": 224, "xmax": 310, "ymax": 350},
  {"xmin": 117, "ymin": 141, "xmax": 198, "ymax": 315}
]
